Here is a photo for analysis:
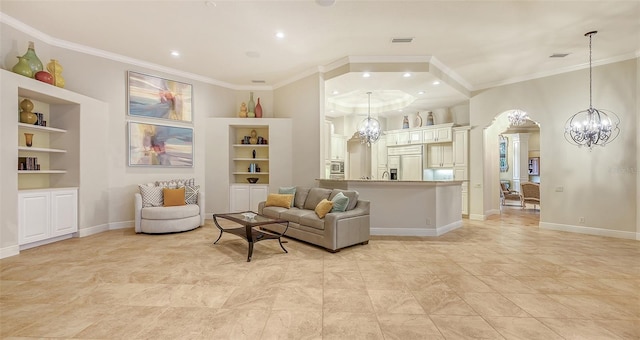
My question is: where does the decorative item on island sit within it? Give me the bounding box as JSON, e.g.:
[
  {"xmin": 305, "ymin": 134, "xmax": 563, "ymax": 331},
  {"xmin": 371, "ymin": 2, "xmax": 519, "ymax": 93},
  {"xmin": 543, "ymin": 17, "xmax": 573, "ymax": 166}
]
[
  {"xmin": 426, "ymin": 111, "xmax": 434, "ymax": 126},
  {"xmin": 46, "ymin": 59, "xmax": 65, "ymax": 88},
  {"xmin": 238, "ymin": 102, "xmax": 248, "ymax": 117},
  {"xmin": 19, "ymin": 98, "xmax": 38, "ymax": 125},
  {"xmin": 247, "ymin": 92, "xmax": 255, "ymax": 118}
]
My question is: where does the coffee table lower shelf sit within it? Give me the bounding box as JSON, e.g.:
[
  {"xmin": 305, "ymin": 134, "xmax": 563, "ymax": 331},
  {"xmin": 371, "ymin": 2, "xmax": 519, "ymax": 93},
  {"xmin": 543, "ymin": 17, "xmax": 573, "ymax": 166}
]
[{"xmin": 212, "ymin": 212, "xmax": 289, "ymax": 262}]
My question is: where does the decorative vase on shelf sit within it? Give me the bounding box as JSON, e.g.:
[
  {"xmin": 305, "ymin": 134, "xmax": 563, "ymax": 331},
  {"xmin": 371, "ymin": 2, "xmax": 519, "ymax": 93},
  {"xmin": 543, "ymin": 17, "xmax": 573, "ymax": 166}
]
[
  {"xmin": 255, "ymin": 98, "xmax": 263, "ymax": 118},
  {"xmin": 415, "ymin": 112, "xmax": 422, "ymax": 127},
  {"xmin": 238, "ymin": 102, "xmax": 248, "ymax": 118},
  {"xmin": 35, "ymin": 70, "xmax": 54, "ymax": 85},
  {"xmin": 12, "ymin": 56, "xmax": 33, "ymax": 78},
  {"xmin": 19, "ymin": 99, "xmax": 38, "ymax": 125},
  {"xmin": 247, "ymin": 92, "xmax": 255, "ymax": 115},
  {"xmin": 46, "ymin": 59, "xmax": 65, "ymax": 88},
  {"xmin": 24, "ymin": 133, "xmax": 34, "ymax": 147},
  {"xmin": 402, "ymin": 115, "xmax": 409, "ymax": 129},
  {"xmin": 21, "ymin": 41, "xmax": 43, "ymax": 77},
  {"xmin": 426, "ymin": 111, "xmax": 434, "ymax": 126}
]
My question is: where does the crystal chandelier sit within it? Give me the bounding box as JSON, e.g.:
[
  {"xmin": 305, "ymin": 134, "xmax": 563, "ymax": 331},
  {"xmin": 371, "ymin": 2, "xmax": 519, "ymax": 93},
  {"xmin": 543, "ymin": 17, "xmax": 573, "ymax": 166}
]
[
  {"xmin": 564, "ymin": 31, "xmax": 620, "ymax": 149},
  {"xmin": 507, "ymin": 109, "xmax": 528, "ymax": 126},
  {"xmin": 357, "ymin": 92, "xmax": 381, "ymax": 146}
]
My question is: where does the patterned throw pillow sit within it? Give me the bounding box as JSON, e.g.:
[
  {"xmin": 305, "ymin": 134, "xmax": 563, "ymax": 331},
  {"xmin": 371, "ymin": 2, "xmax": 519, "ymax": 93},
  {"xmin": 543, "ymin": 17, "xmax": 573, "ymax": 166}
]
[
  {"xmin": 139, "ymin": 185, "xmax": 163, "ymax": 207},
  {"xmin": 185, "ymin": 185, "xmax": 199, "ymax": 204},
  {"xmin": 156, "ymin": 180, "xmax": 178, "ymax": 189}
]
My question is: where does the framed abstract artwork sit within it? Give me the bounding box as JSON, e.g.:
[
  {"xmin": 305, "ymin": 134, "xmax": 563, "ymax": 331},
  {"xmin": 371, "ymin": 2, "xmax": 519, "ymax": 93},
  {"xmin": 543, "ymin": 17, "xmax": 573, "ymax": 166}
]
[
  {"xmin": 128, "ymin": 121, "xmax": 193, "ymax": 167},
  {"xmin": 127, "ymin": 71, "xmax": 193, "ymax": 123}
]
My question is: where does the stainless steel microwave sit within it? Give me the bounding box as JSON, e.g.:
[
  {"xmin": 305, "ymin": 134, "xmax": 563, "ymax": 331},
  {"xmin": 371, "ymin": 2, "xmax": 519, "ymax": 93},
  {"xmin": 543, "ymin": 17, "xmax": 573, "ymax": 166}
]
[{"xmin": 330, "ymin": 160, "xmax": 344, "ymax": 174}]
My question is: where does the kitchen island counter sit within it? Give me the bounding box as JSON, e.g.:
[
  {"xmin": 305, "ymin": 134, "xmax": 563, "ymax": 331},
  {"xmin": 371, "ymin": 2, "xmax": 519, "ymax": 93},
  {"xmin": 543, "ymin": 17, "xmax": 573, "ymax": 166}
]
[{"xmin": 317, "ymin": 179, "xmax": 463, "ymax": 236}]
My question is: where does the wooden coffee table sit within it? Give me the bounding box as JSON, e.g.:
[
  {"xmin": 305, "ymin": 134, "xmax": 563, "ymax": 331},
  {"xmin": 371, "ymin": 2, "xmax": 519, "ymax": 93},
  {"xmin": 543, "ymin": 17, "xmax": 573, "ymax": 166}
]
[{"xmin": 212, "ymin": 212, "xmax": 289, "ymax": 262}]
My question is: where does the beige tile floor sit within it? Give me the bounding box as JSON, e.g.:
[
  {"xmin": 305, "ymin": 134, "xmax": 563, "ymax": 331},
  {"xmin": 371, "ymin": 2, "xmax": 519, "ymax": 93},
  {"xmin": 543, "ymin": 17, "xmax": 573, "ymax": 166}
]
[{"xmin": 1, "ymin": 206, "xmax": 639, "ymax": 339}]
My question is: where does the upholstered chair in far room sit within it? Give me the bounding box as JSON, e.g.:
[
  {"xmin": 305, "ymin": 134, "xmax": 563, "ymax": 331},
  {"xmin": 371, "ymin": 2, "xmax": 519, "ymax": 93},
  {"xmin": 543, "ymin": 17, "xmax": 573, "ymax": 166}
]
[
  {"xmin": 500, "ymin": 182, "xmax": 523, "ymax": 207},
  {"xmin": 520, "ymin": 182, "xmax": 540, "ymax": 210}
]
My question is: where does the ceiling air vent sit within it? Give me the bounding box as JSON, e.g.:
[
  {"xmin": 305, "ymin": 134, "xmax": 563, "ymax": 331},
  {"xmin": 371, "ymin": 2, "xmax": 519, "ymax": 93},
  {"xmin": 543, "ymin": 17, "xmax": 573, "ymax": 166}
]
[
  {"xmin": 549, "ymin": 53, "xmax": 570, "ymax": 58},
  {"xmin": 391, "ymin": 37, "xmax": 414, "ymax": 43},
  {"xmin": 251, "ymin": 80, "xmax": 266, "ymax": 84}
]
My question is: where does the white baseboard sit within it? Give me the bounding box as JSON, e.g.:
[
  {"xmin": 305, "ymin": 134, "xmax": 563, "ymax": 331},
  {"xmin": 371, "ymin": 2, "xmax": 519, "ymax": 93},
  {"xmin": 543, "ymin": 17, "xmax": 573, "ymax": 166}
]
[
  {"xmin": 77, "ymin": 221, "xmax": 134, "ymax": 237},
  {"xmin": 540, "ymin": 222, "xmax": 639, "ymax": 240},
  {"xmin": 436, "ymin": 220, "xmax": 463, "ymax": 236},
  {"xmin": 77, "ymin": 223, "xmax": 110, "ymax": 237},
  {"xmin": 0, "ymin": 245, "xmax": 19, "ymax": 259},
  {"xmin": 469, "ymin": 214, "xmax": 486, "ymax": 221},
  {"xmin": 109, "ymin": 221, "xmax": 133, "ymax": 230},
  {"xmin": 20, "ymin": 234, "xmax": 73, "ymax": 251},
  {"xmin": 371, "ymin": 221, "xmax": 463, "ymax": 237},
  {"xmin": 486, "ymin": 209, "xmax": 500, "ymax": 216}
]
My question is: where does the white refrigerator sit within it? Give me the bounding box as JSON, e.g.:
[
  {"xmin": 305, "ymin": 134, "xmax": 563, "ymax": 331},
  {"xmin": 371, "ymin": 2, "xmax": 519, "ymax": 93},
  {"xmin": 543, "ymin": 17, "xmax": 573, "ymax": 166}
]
[{"xmin": 387, "ymin": 145, "xmax": 423, "ymax": 181}]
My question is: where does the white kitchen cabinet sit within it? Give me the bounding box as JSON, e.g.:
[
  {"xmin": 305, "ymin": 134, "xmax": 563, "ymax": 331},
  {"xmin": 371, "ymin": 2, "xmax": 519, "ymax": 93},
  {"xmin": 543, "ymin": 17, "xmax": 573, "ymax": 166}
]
[
  {"xmin": 18, "ymin": 188, "xmax": 77, "ymax": 246},
  {"xmin": 453, "ymin": 128, "xmax": 469, "ymax": 180},
  {"xmin": 408, "ymin": 130, "xmax": 422, "ymax": 144},
  {"xmin": 427, "ymin": 143, "xmax": 453, "ymax": 168},
  {"xmin": 376, "ymin": 136, "xmax": 387, "ymax": 168},
  {"xmin": 423, "ymin": 126, "xmax": 453, "ymax": 143},
  {"xmin": 330, "ymin": 134, "xmax": 346, "ymax": 160},
  {"xmin": 461, "ymin": 182, "xmax": 469, "ymax": 215},
  {"xmin": 385, "ymin": 131, "xmax": 411, "ymax": 146},
  {"xmin": 230, "ymin": 184, "xmax": 268, "ymax": 212}
]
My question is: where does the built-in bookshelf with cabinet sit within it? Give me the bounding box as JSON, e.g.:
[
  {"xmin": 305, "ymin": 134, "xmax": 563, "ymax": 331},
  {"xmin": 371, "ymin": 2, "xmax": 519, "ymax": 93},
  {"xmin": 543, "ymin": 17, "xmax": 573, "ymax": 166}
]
[{"xmin": 231, "ymin": 126, "xmax": 270, "ymax": 184}]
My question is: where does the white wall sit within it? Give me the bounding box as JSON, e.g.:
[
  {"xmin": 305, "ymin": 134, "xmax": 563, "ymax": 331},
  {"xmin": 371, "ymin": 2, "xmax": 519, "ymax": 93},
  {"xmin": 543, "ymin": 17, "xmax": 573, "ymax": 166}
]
[
  {"xmin": 470, "ymin": 59, "xmax": 638, "ymax": 238},
  {"xmin": 273, "ymin": 73, "xmax": 322, "ymax": 187},
  {"xmin": 1, "ymin": 22, "xmax": 238, "ymax": 230}
]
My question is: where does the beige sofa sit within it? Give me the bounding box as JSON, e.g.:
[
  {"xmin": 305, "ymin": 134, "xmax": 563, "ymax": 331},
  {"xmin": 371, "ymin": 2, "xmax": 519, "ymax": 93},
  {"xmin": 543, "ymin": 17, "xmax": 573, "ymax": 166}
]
[{"xmin": 258, "ymin": 187, "xmax": 370, "ymax": 252}]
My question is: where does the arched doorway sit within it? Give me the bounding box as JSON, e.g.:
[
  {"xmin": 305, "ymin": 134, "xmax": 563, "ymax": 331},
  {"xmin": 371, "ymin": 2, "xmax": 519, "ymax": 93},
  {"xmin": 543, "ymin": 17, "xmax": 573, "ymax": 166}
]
[{"xmin": 484, "ymin": 109, "xmax": 541, "ymax": 218}]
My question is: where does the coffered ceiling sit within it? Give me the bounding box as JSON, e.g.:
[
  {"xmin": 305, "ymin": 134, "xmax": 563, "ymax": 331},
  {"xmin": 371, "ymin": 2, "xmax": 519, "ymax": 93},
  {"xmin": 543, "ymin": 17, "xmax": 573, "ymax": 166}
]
[{"xmin": 1, "ymin": 1, "xmax": 639, "ymax": 116}]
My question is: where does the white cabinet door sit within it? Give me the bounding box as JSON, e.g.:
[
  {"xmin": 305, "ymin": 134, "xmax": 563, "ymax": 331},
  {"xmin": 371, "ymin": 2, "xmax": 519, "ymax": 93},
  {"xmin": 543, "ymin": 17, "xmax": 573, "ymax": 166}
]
[
  {"xmin": 249, "ymin": 185, "xmax": 268, "ymax": 212},
  {"xmin": 453, "ymin": 130, "xmax": 468, "ymax": 167},
  {"xmin": 397, "ymin": 131, "xmax": 410, "ymax": 145},
  {"xmin": 230, "ymin": 185, "xmax": 250, "ymax": 212},
  {"xmin": 330, "ymin": 134, "xmax": 345, "ymax": 160},
  {"xmin": 424, "ymin": 127, "xmax": 452, "ymax": 143},
  {"xmin": 376, "ymin": 137, "xmax": 387, "ymax": 168},
  {"xmin": 408, "ymin": 131, "xmax": 422, "ymax": 144},
  {"xmin": 461, "ymin": 182, "xmax": 469, "ymax": 215},
  {"xmin": 427, "ymin": 144, "xmax": 453, "ymax": 168},
  {"xmin": 401, "ymin": 154, "xmax": 423, "ymax": 180},
  {"xmin": 18, "ymin": 191, "xmax": 50, "ymax": 244},
  {"xmin": 51, "ymin": 189, "xmax": 78, "ymax": 237}
]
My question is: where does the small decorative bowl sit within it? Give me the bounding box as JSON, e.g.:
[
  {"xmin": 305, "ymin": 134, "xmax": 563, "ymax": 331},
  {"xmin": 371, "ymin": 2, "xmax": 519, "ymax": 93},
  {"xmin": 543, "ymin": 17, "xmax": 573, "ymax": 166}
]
[
  {"xmin": 247, "ymin": 177, "xmax": 259, "ymax": 183},
  {"xmin": 242, "ymin": 212, "xmax": 257, "ymax": 220}
]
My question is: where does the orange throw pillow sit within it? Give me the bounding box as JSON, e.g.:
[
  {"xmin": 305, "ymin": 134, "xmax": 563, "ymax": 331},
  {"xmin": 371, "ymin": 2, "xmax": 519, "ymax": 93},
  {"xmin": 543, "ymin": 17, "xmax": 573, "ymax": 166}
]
[{"xmin": 163, "ymin": 187, "xmax": 186, "ymax": 207}]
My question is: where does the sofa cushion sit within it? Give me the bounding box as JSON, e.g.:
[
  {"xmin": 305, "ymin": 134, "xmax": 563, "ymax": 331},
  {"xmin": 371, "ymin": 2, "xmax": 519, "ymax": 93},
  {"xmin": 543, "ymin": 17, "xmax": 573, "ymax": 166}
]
[
  {"xmin": 139, "ymin": 185, "xmax": 163, "ymax": 207},
  {"xmin": 142, "ymin": 204, "xmax": 199, "ymax": 220},
  {"xmin": 278, "ymin": 187, "xmax": 296, "ymax": 207},
  {"xmin": 266, "ymin": 194, "xmax": 294, "ymax": 209},
  {"xmin": 330, "ymin": 189, "xmax": 359, "ymax": 211},
  {"xmin": 164, "ymin": 187, "xmax": 186, "ymax": 207},
  {"xmin": 294, "ymin": 186, "xmax": 311, "ymax": 209},
  {"xmin": 330, "ymin": 192, "xmax": 349, "ymax": 212},
  {"xmin": 315, "ymin": 199, "xmax": 333, "ymax": 218},
  {"xmin": 300, "ymin": 212, "xmax": 326, "ymax": 231},
  {"xmin": 184, "ymin": 185, "xmax": 199, "ymax": 204},
  {"xmin": 280, "ymin": 208, "xmax": 314, "ymax": 224},
  {"xmin": 262, "ymin": 206, "xmax": 288, "ymax": 219},
  {"xmin": 303, "ymin": 188, "xmax": 332, "ymax": 210}
]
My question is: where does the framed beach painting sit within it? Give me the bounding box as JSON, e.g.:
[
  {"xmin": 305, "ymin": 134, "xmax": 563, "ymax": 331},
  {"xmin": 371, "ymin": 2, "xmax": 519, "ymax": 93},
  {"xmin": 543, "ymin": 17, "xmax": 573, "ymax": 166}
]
[
  {"xmin": 127, "ymin": 71, "xmax": 193, "ymax": 123},
  {"xmin": 128, "ymin": 121, "xmax": 193, "ymax": 167}
]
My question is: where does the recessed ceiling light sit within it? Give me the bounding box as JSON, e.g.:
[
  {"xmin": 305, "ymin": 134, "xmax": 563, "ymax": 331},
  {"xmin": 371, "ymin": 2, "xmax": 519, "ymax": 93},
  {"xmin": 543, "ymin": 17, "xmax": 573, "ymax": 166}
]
[
  {"xmin": 403, "ymin": 73, "xmax": 411, "ymax": 78},
  {"xmin": 275, "ymin": 31, "xmax": 285, "ymax": 39},
  {"xmin": 418, "ymin": 91, "xmax": 425, "ymax": 95},
  {"xmin": 315, "ymin": 0, "xmax": 336, "ymax": 7},
  {"xmin": 362, "ymin": 73, "xmax": 371, "ymax": 78},
  {"xmin": 332, "ymin": 90, "xmax": 339, "ymax": 95},
  {"xmin": 204, "ymin": 1, "xmax": 217, "ymax": 7},
  {"xmin": 432, "ymin": 80, "xmax": 441, "ymax": 85},
  {"xmin": 170, "ymin": 50, "xmax": 180, "ymax": 57}
]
